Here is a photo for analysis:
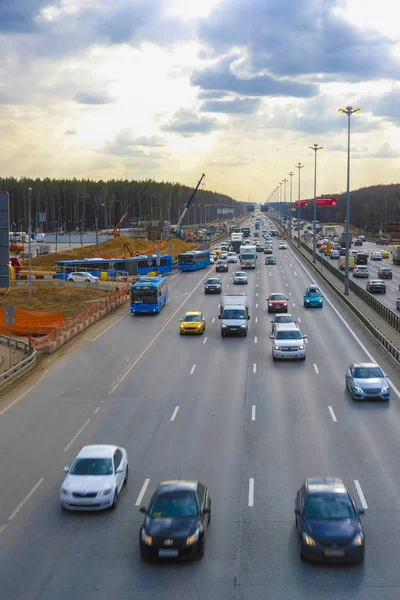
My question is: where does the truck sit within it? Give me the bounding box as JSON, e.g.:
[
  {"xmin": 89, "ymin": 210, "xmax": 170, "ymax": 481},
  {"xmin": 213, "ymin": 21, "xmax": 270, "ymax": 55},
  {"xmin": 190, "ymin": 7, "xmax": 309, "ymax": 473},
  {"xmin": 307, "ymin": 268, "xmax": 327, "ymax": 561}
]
[
  {"xmin": 322, "ymin": 225, "xmax": 344, "ymax": 238},
  {"xmin": 239, "ymin": 245, "xmax": 257, "ymax": 268},
  {"xmin": 230, "ymin": 232, "xmax": 243, "ymax": 253},
  {"xmin": 393, "ymin": 246, "xmax": 400, "ymax": 265},
  {"xmin": 240, "ymin": 227, "xmax": 251, "ymax": 238},
  {"xmin": 339, "ymin": 255, "xmax": 355, "ymax": 270},
  {"xmin": 219, "ymin": 294, "xmax": 250, "ymax": 337},
  {"xmin": 339, "ymin": 232, "xmax": 352, "ymax": 247}
]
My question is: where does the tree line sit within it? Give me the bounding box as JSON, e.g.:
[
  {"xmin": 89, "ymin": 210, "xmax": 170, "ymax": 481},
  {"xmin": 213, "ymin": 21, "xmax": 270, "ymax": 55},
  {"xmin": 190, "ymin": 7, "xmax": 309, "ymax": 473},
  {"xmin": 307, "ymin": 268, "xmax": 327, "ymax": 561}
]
[{"xmin": 0, "ymin": 177, "xmax": 247, "ymax": 233}]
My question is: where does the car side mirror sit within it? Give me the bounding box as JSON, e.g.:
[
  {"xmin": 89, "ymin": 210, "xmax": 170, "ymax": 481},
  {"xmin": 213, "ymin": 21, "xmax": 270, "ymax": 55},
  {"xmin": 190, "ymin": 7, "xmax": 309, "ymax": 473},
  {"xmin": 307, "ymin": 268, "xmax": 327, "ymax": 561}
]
[
  {"xmin": 63, "ymin": 466, "xmax": 69, "ymax": 473},
  {"xmin": 139, "ymin": 506, "xmax": 147, "ymax": 514},
  {"xmin": 294, "ymin": 508, "xmax": 301, "ymax": 515},
  {"xmin": 303, "ymin": 335, "xmax": 308, "ymax": 338},
  {"xmin": 269, "ymin": 335, "xmax": 274, "ymax": 339},
  {"xmin": 218, "ymin": 315, "xmax": 221, "ymax": 319},
  {"xmin": 358, "ymin": 508, "xmax": 365, "ymax": 515},
  {"xmin": 203, "ymin": 507, "xmax": 211, "ymax": 515},
  {"xmin": 116, "ymin": 468, "xmax": 124, "ymax": 474}
]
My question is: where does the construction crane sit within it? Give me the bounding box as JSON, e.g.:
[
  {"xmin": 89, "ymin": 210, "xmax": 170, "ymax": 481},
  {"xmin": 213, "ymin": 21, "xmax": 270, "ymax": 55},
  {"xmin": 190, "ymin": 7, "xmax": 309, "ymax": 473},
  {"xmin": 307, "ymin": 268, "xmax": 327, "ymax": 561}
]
[
  {"xmin": 111, "ymin": 179, "xmax": 152, "ymax": 237},
  {"xmin": 172, "ymin": 173, "xmax": 205, "ymax": 238}
]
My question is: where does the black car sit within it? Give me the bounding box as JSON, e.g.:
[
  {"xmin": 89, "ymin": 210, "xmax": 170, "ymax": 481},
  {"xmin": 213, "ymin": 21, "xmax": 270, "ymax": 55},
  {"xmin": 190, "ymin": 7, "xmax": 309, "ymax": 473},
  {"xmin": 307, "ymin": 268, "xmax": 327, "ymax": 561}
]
[
  {"xmin": 355, "ymin": 253, "xmax": 368, "ymax": 265},
  {"xmin": 354, "ymin": 238, "xmax": 363, "ymax": 246},
  {"xmin": 215, "ymin": 260, "xmax": 228, "ymax": 272},
  {"xmin": 139, "ymin": 480, "xmax": 211, "ymax": 560},
  {"xmin": 366, "ymin": 279, "xmax": 386, "ymax": 294},
  {"xmin": 204, "ymin": 277, "xmax": 222, "ymax": 294},
  {"xmin": 378, "ymin": 267, "xmax": 393, "ymax": 279},
  {"xmin": 295, "ymin": 477, "xmax": 365, "ymax": 564},
  {"xmin": 265, "ymin": 255, "xmax": 277, "ymax": 265}
]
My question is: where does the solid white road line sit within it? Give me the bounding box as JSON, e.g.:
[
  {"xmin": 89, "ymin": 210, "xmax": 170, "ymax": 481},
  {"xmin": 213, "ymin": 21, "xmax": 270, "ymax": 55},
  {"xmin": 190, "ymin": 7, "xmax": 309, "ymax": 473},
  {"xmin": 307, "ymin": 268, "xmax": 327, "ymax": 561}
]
[
  {"xmin": 63, "ymin": 419, "xmax": 91, "ymax": 452},
  {"xmin": 109, "ymin": 267, "xmax": 213, "ymax": 395},
  {"xmin": 305, "ymin": 338, "xmax": 308, "ymax": 344},
  {"xmin": 0, "ymin": 524, "xmax": 7, "ymax": 536},
  {"xmin": 253, "ymin": 363, "xmax": 257, "ymax": 374},
  {"xmin": 313, "ymin": 363, "xmax": 319, "ymax": 374},
  {"xmin": 170, "ymin": 406, "xmax": 179, "ymax": 422},
  {"xmin": 94, "ymin": 406, "xmax": 101, "ymax": 414},
  {"xmin": 297, "ymin": 317, "xmax": 301, "ymax": 323},
  {"xmin": 227, "ymin": 284, "xmax": 229, "ymax": 288},
  {"xmin": 286, "ymin": 283, "xmax": 289, "ymax": 287},
  {"xmin": 91, "ymin": 313, "xmax": 128, "ymax": 342},
  {"xmin": 8, "ymin": 478, "xmax": 44, "ymax": 521},
  {"xmin": 203, "ymin": 337, "xmax": 208, "ymax": 344},
  {"xmin": 256, "ymin": 284, "xmax": 259, "ymax": 287},
  {"xmin": 292, "ymin": 303, "xmax": 296, "ymax": 307},
  {"xmin": 255, "ymin": 317, "xmax": 258, "ymax": 323},
  {"xmin": 287, "ymin": 244, "xmax": 400, "ymax": 399},
  {"xmin": 190, "ymin": 365, "xmax": 196, "ymax": 374},
  {"xmin": 0, "ymin": 369, "xmax": 48, "ymax": 418},
  {"xmin": 251, "ymin": 405, "xmax": 256, "ymax": 421},
  {"xmin": 294, "ymin": 271, "xmax": 298, "ymax": 275},
  {"xmin": 248, "ymin": 478, "xmax": 255, "ymax": 507},
  {"xmin": 212, "ymin": 317, "xmax": 215, "ymax": 323},
  {"xmin": 254, "ymin": 337, "xmax": 257, "ymax": 344},
  {"xmin": 328, "ymin": 406, "xmax": 337, "ymax": 422},
  {"xmin": 256, "ymin": 303, "xmax": 258, "ymax": 308},
  {"xmin": 256, "ymin": 292, "xmax": 258, "ymax": 296},
  {"xmin": 354, "ymin": 480, "xmax": 368, "ymax": 509},
  {"xmin": 135, "ymin": 479, "xmax": 150, "ymax": 506}
]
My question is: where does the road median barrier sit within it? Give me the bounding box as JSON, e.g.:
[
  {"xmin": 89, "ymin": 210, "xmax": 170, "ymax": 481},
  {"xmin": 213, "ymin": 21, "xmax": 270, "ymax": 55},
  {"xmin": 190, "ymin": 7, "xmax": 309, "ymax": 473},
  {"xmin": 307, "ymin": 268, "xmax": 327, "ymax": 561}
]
[{"xmin": 0, "ymin": 336, "xmax": 37, "ymax": 393}]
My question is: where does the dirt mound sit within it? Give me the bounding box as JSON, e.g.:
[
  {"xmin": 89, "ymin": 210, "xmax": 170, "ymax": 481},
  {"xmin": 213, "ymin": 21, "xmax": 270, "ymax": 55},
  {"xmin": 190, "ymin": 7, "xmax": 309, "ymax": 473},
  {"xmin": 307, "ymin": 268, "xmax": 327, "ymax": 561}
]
[{"xmin": 24, "ymin": 236, "xmax": 198, "ymax": 272}]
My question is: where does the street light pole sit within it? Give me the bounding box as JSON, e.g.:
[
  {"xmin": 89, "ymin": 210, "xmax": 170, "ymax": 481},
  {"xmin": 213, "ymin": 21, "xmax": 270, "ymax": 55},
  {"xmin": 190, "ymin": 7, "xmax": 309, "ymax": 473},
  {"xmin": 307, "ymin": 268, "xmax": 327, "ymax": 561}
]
[
  {"xmin": 295, "ymin": 163, "xmax": 305, "ymax": 248},
  {"xmin": 288, "ymin": 172, "xmax": 295, "ymax": 238},
  {"xmin": 338, "ymin": 106, "xmax": 360, "ymax": 295},
  {"xmin": 309, "ymin": 144, "xmax": 323, "ymax": 263},
  {"xmin": 28, "ymin": 187, "xmax": 32, "ymax": 305}
]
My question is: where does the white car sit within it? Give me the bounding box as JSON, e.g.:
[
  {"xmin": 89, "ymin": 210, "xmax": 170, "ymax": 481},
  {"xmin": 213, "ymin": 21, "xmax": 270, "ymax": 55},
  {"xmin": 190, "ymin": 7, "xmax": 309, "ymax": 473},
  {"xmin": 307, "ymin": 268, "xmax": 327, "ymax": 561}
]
[
  {"xmin": 227, "ymin": 252, "xmax": 238, "ymax": 263},
  {"xmin": 370, "ymin": 251, "xmax": 383, "ymax": 261},
  {"xmin": 278, "ymin": 243, "xmax": 288, "ymax": 250},
  {"xmin": 233, "ymin": 271, "xmax": 248, "ymax": 284},
  {"xmin": 60, "ymin": 445, "xmax": 129, "ymax": 511},
  {"xmin": 67, "ymin": 271, "xmax": 100, "ymax": 283},
  {"xmin": 219, "ymin": 251, "xmax": 229, "ymax": 259}
]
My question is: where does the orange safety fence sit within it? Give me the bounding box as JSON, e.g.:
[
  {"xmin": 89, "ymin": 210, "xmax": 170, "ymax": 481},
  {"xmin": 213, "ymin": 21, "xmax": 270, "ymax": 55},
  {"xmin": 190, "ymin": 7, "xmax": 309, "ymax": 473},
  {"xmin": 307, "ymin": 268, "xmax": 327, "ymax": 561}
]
[{"xmin": 0, "ymin": 307, "xmax": 65, "ymax": 336}]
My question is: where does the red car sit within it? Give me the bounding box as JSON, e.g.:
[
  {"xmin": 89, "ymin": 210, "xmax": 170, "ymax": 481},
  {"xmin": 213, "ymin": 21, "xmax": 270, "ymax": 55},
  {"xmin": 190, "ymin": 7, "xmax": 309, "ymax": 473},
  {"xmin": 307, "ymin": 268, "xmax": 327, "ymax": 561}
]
[
  {"xmin": 377, "ymin": 268, "xmax": 393, "ymax": 279},
  {"xmin": 267, "ymin": 293, "xmax": 289, "ymax": 313}
]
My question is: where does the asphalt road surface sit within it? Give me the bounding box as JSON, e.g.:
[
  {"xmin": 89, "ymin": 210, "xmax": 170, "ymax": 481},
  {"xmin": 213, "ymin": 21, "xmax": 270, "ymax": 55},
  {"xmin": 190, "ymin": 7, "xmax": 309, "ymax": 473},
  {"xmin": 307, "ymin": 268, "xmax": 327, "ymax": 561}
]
[{"xmin": 1, "ymin": 222, "xmax": 400, "ymax": 599}]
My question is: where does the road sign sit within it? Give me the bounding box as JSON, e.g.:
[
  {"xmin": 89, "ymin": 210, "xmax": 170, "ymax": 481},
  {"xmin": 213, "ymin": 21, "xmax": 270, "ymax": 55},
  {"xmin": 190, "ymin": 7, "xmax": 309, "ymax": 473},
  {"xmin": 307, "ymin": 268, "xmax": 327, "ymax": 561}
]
[
  {"xmin": 109, "ymin": 260, "xmax": 116, "ymax": 269},
  {"xmin": 295, "ymin": 200, "xmax": 308, "ymax": 207},
  {"xmin": 135, "ymin": 251, "xmax": 140, "ymax": 257},
  {"xmin": 4, "ymin": 305, "xmax": 16, "ymax": 324},
  {"xmin": 303, "ymin": 234, "xmax": 308, "ymax": 241},
  {"xmin": 316, "ymin": 198, "xmax": 336, "ymax": 207}
]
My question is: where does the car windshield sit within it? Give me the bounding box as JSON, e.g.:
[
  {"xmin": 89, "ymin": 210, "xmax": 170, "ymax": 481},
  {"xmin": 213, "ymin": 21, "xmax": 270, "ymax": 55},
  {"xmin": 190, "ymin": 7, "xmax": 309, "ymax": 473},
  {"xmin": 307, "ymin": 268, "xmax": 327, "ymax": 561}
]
[
  {"xmin": 275, "ymin": 316, "xmax": 293, "ymax": 323},
  {"xmin": 306, "ymin": 289, "xmax": 320, "ymax": 296},
  {"xmin": 183, "ymin": 315, "xmax": 201, "ymax": 322},
  {"xmin": 270, "ymin": 294, "xmax": 285, "ymax": 301},
  {"xmin": 222, "ymin": 309, "xmax": 246, "ymax": 319},
  {"xmin": 275, "ymin": 330, "xmax": 302, "ymax": 339},
  {"xmin": 241, "ymin": 253, "xmax": 255, "ymax": 259},
  {"xmin": 207, "ymin": 279, "xmax": 219, "ymax": 285},
  {"xmin": 131, "ymin": 289, "xmax": 158, "ymax": 304},
  {"xmin": 305, "ymin": 495, "xmax": 356, "ymax": 520},
  {"xmin": 70, "ymin": 458, "xmax": 113, "ymax": 476},
  {"xmin": 353, "ymin": 366, "xmax": 384, "ymax": 378},
  {"xmin": 149, "ymin": 491, "xmax": 199, "ymax": 518},
  {"xmin": 235, "ymin": 273, "xmax": 246, "ymax": 277},
  {"xmin": 217, "ymin": 261, "xmax": 227, "ymax": 265}
]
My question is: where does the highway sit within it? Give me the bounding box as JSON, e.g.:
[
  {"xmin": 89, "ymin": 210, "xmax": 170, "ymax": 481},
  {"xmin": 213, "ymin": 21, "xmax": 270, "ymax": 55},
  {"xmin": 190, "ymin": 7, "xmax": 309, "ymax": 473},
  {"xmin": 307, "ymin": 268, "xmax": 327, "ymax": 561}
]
[
  {"xmin": 1, "ymin": 221, "xmax": 400, "ymax": 599},
  {"xmin": 292, "ymin": 226, "xmax": 400, "ymax": 311}
]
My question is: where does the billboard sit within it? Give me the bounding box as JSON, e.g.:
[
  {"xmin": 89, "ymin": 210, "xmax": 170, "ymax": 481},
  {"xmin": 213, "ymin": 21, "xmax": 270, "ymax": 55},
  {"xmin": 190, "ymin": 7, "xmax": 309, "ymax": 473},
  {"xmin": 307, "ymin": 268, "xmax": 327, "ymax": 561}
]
[
  {"xmin": 316, "ymin": 198, "xmax": 336, "ymax": 207},
  {"xmin": 0, "ymin": 192, "xmax": 9, "ymax": 288}
]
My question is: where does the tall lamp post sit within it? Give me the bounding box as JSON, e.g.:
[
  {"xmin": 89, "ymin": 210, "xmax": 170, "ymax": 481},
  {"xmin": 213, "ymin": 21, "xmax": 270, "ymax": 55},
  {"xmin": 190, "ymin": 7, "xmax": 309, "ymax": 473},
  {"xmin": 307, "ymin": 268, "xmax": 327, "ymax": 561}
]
[
  {"xmin": 295, "ymin": 163, "xmax": 305, "ymax": 248},
  {"xmin": 288, "ymin": 171, "xmax": 295, "ymax": 238},
  {"xmin": 338, "ymin": 106, "xmax": 360, "ymax": 296},
  {"xmin": 309, "ymin": 144, "xmax": 323, "ymax": 263},
  {"xmin": 28, "ymin": 187, "xmax": 32, "ymax": 305}
]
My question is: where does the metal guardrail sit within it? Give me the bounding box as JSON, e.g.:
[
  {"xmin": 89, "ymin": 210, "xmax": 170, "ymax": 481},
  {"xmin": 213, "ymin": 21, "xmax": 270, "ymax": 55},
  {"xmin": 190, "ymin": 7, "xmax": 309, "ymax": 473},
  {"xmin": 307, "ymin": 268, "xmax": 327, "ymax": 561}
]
[{"xmin": 0, "ymin": 335, "xmax": 37, "ymax": 384}]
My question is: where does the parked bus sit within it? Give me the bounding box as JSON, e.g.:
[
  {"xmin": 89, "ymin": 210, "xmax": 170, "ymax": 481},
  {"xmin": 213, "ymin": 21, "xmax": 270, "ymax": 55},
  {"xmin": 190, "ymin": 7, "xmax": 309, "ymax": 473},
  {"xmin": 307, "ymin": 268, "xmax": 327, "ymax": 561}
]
[
  {"xmin": 130, "ymin": 275, "xmax": 168, "ymax": 314},
  {"xmin": 56, "ymin": 255, "xmax": 173, "ymax": 279},
  {"xmin": 177, "ymin": 250, "xmax": 211, "ymax": 271}
]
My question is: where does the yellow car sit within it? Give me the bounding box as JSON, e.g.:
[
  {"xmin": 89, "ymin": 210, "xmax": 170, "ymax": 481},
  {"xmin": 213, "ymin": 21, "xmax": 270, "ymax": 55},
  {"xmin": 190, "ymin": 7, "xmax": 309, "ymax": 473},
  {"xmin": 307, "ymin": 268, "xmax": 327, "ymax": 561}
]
[
  {"xmin": 381, "ymin": 249, "xmax": 390, "ymax": 259},
  {"xmin": 179, "ymin": 310, "xmax": 206, "ymax": 335}
]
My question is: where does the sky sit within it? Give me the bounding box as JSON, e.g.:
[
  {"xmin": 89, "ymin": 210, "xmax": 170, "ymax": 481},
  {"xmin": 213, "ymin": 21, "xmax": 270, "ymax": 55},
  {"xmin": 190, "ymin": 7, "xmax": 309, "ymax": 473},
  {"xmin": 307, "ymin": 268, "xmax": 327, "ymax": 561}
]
[{"xmin": 1, "ymin": 0, "xmax": 400, "ymax": 203}]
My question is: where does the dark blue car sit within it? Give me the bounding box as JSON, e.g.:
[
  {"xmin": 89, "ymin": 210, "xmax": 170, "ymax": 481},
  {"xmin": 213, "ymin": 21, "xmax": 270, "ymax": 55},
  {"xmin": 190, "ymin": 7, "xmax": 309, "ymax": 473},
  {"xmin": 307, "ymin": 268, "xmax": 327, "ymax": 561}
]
[
  {"xmin": 303, "ymin": 284, "xmax": 323, "ymax": 308},
  {"xmin": 295, "ymin": 477, "xmax": 365, "ymax": 564}
]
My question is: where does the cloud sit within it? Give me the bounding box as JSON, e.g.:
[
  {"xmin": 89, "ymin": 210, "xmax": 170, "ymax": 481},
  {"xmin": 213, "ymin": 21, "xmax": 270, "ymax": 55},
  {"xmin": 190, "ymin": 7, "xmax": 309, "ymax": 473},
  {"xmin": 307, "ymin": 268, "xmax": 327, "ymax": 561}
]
[
  {"xmin": 73, "ymin": 91, "xmax": 116, "ymax": 105},
  {"xmin": 114, "ymin": 130, "xmax": 167, "ymax": 147},
  {"xmin": 326, "ymin": 144, "xmax": 347, "ymax": 152},
  {"xmin": 201, "ymin": 97, "xmax": 261, "ymax": 114},
  {"xmin": 209, "ymin": 156, "xmax": 259, "ymax": 167},
  {"xmin": 370, "ymin": 90, "xmax": 400, "ymax": 125},
  {"xmin": 373, "ymin": 142, "xmax": 399, "ymax": 159},
  {"xmin": 198, "ymin": 0, "xmax": 400, "ymax": 83},
  {"xmin": 0, "ymin": 0, "xmax": 46, "ymax": 33},
  {"xmin": 192, "ymin": 57, "xmax": 318, "ymax": 98},
  {"xmin": 101, "ymin": 128, "xmax": 169, "ymax": 158},
  {"xmin": 64, "ymin": 129, "xmax": 77, "ymax": 135},
  {"xmin": 162, "ymin": 109, "xmax": 220, "ymax": 136},
  {"xmin": 198, "ymin": 90, "xmax": 228, "ymax": 100}
]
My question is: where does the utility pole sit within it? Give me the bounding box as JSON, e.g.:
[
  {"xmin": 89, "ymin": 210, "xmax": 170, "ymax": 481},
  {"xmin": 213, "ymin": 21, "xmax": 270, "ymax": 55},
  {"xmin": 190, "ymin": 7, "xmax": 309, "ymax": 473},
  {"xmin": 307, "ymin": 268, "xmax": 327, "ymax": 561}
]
[{"xmin": 28, "ymin": 187, "xmax": 32, "ymax": 305}]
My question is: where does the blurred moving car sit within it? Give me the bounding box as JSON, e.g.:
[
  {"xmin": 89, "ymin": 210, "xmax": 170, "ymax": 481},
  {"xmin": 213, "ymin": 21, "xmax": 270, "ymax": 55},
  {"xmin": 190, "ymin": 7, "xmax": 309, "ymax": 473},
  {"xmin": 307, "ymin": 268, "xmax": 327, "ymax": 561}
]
[
  {"xmin": 370, "ymin": 251, "xmax": 383, "ymax": 261},
  {"xmin": 295, "ymin": 477, "xmax": 365, "ymax": 564},
  {"xmin": 179, "ymin": 311, "xmax": 205, "ymax": 335},
  {"xmin": 377, "ymin": 267, "xmax": 393, "ymax": 279},
  {"xmin": 67, "ymin": 271, "xmax": 100, "ymax": 283},
  {"xmin": 267, "ymin": 293, "xmax": 289, "ymax": 313},
  {"xmin": 353, "ymin": 266, "xmax": 369, "ymax": 278},
  {"xmin": 278, "ymin": 242, "xmax": 288, "ymax": 250},
  {"xmin": 60, "ymin": 445, "xmax": 128, "ymax": 511},
  {"xmin": 366, "ymin": 279, "xmax": 386, "ymax": 294},
  {"xmin": 380, "ymin": 249, "xmax": 390, "ymax": 259},
  {"xmin": 271, "ymin": 313, "xmax": 297, "ymax": 333},
  {"xmin": 216, "ymin": 260, "xmax": 229, "ymax": 273},
  {"xmin": 139, "ymin": 480, "xmax": 211, "ymax": 560},
  {"xmin": 233, "ymin": 271, "xmax": 248, "ymax": 284},
  {"xmin": 265, "ymin": 255, "xmax": 277, "ymax": 265},
  {"xmin": 204, "ymin": 278, "xmax": 222, "ymax": 294},
  {"xmin": 303, "ymin": 285, "xmax": 324, "ymax": 308},
  {"xmin": 345, "ymin": 362, "xmax": 390, "ymax": 401},
  {"xmin": 226, "ymin": 252, "xmax": 238, "ymax": 263}
]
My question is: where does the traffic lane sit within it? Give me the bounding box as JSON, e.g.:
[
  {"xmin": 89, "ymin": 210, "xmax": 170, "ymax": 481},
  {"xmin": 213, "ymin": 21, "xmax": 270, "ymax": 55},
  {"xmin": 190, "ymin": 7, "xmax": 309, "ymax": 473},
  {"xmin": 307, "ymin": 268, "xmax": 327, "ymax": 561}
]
[{"xmin": 0, "ymin": 277, "xmax": 251, "ymax": 599}]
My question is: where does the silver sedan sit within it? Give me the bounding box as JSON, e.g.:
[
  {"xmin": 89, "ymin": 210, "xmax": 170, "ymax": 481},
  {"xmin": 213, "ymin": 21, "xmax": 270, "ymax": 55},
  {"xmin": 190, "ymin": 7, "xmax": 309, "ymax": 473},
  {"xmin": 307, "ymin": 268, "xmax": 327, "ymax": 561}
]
[
  {"xmin": 345, "ymin": 362, "xmax": 390, "ymax": 401},
  {"xmin": 233, "ymin": 271, "xmax": 248, "ymax": 284}
]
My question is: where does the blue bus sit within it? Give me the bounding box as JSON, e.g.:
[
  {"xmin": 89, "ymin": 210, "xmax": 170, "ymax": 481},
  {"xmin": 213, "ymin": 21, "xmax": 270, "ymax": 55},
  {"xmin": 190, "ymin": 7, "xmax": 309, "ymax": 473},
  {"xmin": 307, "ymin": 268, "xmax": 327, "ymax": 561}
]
[
  {"xmin": 56, "ymin": 255, "xmax": 173, "ymax": 279},
  {"xmin": 130, "ymin": 276, "xmax": 168, "ymax": 314},
  {"xmin": 177, "ymin": 250, "xmax": 211, "ymax": 271}
]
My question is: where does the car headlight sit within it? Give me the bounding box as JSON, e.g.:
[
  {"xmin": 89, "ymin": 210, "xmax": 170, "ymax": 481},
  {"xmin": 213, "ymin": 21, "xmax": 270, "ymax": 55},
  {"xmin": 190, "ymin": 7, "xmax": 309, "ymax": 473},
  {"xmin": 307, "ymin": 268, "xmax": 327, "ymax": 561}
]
[
  {"xmin": 302, "ymin": 533, "xmax": 316, "ymax": 547},
  {"xmin": 61, "ymin": 488, "xmax": 71, "ymax": 496},
  {"xmin": 274, "ymin": 345, "xmax": 280, "ymax": 351},
  {"xmin": 141, "ymin": 529, "xmax": 152, "ymax": 546},
  {"xmin": 353, "ymin": 385, "xmax": 363, "ymax": 393},
  {"xmin": 186, "ymin": 529, "xmax": 200, "ymax": 546},
  {"xmin": 352, "ymin": 532, "xmax": 364, "ymax": 547},
  {"xmin": 305, "ymin": 299, "xmax": 309, "ymax": 303},
  {"xmin": 98, "ymin": 488, "xmax": 112, "ymax": 496},
  {"xmin": 197, "ymin": 323, "xmax": 203, "ymax": 328},
  {"xmin": 222, "ymin": 324, "xmax": 227, "ymax": 328},
  {"xmin": 299, "ymin": 345, "xmax": 305, "ymax": 350},
  {"xmin": 240, "ymin": 324, "xmax": 247, "ymax": 328},
  {"xmin": 381, "ymin": 385, "xmax": 389, "ymax": 393}
]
